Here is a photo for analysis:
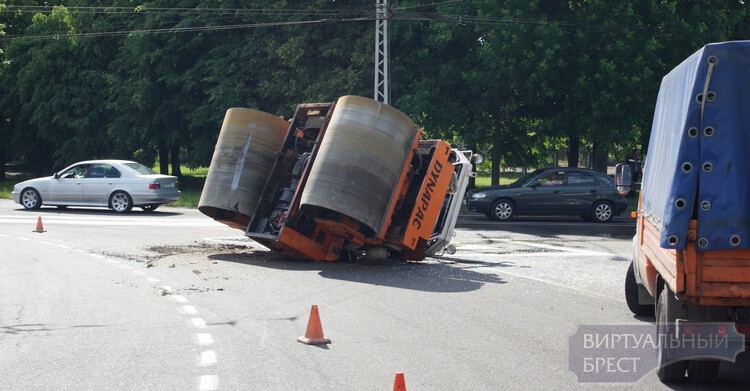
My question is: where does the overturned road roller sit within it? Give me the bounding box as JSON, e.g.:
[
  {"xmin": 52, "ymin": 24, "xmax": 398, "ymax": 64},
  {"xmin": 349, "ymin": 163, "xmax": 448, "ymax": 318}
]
[{"xmin": 199, "ymin": 96, "xmax": 478, "ymax": 261}]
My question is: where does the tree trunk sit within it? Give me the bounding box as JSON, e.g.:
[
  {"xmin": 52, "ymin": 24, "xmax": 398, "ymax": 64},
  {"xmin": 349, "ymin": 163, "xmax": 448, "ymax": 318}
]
[
  {"xmin": 158, "ymin": 142, "xmax": 169, "ymax": 175},
  {"xmin": 34, "ymin": 143, "xmax": 54, "ymax": 176},
  {"xmin": 568, "ymin": 135, "xmax": 580, "ymax": 167},
  {"xmin": 170, "ymin": 146, "xmax": 182, "ymax": 177},
  {"xmin": 0, "ymin": 146, "xmax": 5, "ymax": 180},
  {"xmin": 491, "ymin": 119, "xmax": 502, "ymax": 186},
  {"xmin": 592, "ymin": 141, "xmax": 609, "ymax": 173}
]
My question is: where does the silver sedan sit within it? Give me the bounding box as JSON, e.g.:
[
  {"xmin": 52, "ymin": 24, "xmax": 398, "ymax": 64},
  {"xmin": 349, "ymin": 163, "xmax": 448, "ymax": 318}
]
[{"xmin": 11, "ymin": 160, "xmax": 181, "ymax": 213}]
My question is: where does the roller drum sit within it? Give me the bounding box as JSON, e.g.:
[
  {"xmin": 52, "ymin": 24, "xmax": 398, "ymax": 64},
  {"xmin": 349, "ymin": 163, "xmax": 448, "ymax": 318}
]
[
  {"xmin": 199, "ymin": 108, "xmax": 288, "ymax": 227},
  {"xmin": 299, "ymin": 96, "xmax": 418, "ymax": 236}
]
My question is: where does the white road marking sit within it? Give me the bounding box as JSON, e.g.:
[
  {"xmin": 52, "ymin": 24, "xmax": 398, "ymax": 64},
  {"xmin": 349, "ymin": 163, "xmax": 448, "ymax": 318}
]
[
  {"xmin": 1, "ymin": 230, "xmax": 221, "ymax": 391},
  {"xmin": 182, "ymin": 305, "xmax": 199, "ymax": 315},
  {"xmin": 0, "ymin": 216, "xmax": 223, "ymax": 227},
  {"xmin": 199, "ymin": 375, "xmax": 218, "ymax": 391},
  {"xmin": 200, "ymin": 350, "xmax": 217, "ymax": 366},
  {"xmin": 195, "ymin": 333, "xmax": 214, "ymax": 346},
  {"xmin": 454, "ymin": 239, "xmax": 611, "ymax": 256},
  {"xmin": 191, "ymin": 318, "xmax": 208, "ymax": 329}
]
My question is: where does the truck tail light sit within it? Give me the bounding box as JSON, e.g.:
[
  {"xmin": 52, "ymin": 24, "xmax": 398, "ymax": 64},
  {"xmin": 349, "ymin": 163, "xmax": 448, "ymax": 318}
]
[{"xmin": 149, "ymin": 181, "xmax": 161, "ymax": 189}]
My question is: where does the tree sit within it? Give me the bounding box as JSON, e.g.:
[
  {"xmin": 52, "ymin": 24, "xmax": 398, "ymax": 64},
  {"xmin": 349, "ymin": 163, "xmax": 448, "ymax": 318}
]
[{"xmin": 0, "ymin": 1, "xmax": 6, "ymax": 179}]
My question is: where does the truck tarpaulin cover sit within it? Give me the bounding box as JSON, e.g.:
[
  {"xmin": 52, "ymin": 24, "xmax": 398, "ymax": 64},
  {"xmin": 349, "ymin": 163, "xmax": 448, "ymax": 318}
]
[{"xmin": 642, "ymin": 41, "xmax": 750, "ymax": 251}]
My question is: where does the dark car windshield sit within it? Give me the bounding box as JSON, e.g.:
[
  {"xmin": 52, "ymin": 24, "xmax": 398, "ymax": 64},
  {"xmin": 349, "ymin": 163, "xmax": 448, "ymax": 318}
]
[{"xmin": 123, "ymin": 162, "xmax": 158, "ymax": 175}]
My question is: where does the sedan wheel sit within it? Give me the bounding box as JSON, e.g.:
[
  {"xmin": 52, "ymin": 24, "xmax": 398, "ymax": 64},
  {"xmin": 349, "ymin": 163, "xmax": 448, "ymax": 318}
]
[
  {"xmin": 591, "ymin": 201, "xmax": 614, "ymax": 223},
  {"xmin": 109, "ymin": 191, "xmax": 133, "ymax": 213},
  {"xmin": 490, "ymin": 199, "xmax": 514, "ymax": 221},
  {"xmin": 21, "ymin": 188, "xmax": 42, "ymax": 210}
]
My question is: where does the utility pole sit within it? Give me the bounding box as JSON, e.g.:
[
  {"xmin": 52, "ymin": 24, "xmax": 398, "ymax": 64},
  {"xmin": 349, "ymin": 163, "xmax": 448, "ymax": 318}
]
[{"xmin": 374, "ymin": 0, "xmax": 390, "ymax": 105}]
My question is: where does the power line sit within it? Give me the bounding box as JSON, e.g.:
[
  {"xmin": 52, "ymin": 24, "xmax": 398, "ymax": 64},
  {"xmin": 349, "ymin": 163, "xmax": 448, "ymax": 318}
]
[
  {"xmin": 0, "ymin": 4, "xmax": 681, "ymax": 42},
  {"xmin": 0, "ymin": 17, "xmax": 374, "ymax": 41}
]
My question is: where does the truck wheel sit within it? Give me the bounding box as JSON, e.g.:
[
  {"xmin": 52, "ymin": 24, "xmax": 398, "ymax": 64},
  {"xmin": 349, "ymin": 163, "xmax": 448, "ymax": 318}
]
[
  {"xmin": 625, "ymin": 263, "xmax": 654, "ymax": 316},
  {"xmin": 687, "ymin": 360, "xmax": 720, "ymax": 383},
  {"xmin": 656, "ymin": 286, "xmax": 688, "ymax": 383}
]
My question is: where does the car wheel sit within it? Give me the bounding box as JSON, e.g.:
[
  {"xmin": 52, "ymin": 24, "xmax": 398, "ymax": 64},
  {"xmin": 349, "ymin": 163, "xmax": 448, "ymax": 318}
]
[
  {"xmin": 20, "ymin": 188, "xmax": 42, "ymax": 210},
  {"xmin": 625, "ymin": 263, "xmax": 654, "ymax": 316},
  {"xmin": 490, "ymin": 199, "xmax": 515, "ymax": 221},
  {"xmin": 656, "ymin": 286, "xmax": 689, "ymax": 383},
  {"xmin": 109, "ymin": 191, "xmax": 133, "ymax": 213},
  {"xmin": 590, "ymin": 201, "xmax": 614, "ymax": 223},
  {"xmin": 141, "ymin": 204, "xmax": 160, "ymax": 212}
]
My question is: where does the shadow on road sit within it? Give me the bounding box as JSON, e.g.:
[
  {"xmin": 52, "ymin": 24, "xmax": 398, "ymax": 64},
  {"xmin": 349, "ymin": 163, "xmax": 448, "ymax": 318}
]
[{"xmin": 208, "ymin": 251, "xmax": 506, "ymax": 293}]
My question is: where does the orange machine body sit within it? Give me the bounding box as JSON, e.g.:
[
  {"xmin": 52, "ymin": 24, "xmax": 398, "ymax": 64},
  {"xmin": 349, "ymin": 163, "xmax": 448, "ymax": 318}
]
[{"xmin": 242, "ymin": 102, "xmax": 456, "ymax": 262}]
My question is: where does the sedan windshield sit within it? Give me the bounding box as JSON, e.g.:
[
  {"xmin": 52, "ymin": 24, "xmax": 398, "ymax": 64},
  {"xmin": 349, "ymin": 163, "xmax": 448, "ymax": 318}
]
[{"xmin": 124, "ymin": 162, "xmax": 158, "ymax": 175}]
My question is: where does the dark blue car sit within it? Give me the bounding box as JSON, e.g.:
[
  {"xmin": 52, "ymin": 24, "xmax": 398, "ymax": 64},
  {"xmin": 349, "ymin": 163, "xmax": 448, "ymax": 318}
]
[{"xmin": 466, "ymin": 167, "xmax": 629, "ymax": 223}]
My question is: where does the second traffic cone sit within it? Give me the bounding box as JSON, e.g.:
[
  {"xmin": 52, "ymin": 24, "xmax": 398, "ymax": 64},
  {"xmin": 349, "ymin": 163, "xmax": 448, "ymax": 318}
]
[
  {"xmin": 33, "ymin": 216, "xmax": 46, "ymax": 233},
  {"xmin": 393, "ymin": 372, "xmax": 406, "ymax": 391},
  {"xmin": 297, "ymin": 305, "xmax": 331, "ymax": 345}
]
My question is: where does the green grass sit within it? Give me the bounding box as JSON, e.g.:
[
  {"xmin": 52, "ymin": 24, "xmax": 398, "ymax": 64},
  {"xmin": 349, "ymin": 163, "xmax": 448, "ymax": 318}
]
[
  {"xmin": 0, "ymin": 178, "xmax": 15, "ymax": 199},
  {"xmin": 171, "ymin": 175, "xmax": 204, "ymax": 208},
  {"xmin": 473, "ymin": 172, "xmax": 525, "ymax": 188}
]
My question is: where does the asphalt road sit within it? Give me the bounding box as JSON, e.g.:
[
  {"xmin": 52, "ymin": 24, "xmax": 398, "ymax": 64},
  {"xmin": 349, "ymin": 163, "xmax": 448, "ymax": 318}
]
[{"xmin": 1, "ymin": 200, "xmax": 749, "ymax": 390}]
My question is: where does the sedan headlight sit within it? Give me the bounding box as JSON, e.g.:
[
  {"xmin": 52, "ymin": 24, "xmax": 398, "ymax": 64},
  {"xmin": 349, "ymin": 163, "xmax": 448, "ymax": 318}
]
[{"xmin": 471, "ymin": 193, "xmax": 487, "ymax": 199}]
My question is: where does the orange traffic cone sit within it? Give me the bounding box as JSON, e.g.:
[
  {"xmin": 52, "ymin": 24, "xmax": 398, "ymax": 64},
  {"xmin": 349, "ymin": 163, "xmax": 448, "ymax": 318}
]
[
  {"xmin": 393, "ymin": 372, "xmax": 406, "ymax": 391},
  {"xmin": 297, "ymin": 305, "xmax": 331, "ymax": 345},
  {"xmin": 33, "ymin": 216, "xmax": 46, "ymax": 233}
]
